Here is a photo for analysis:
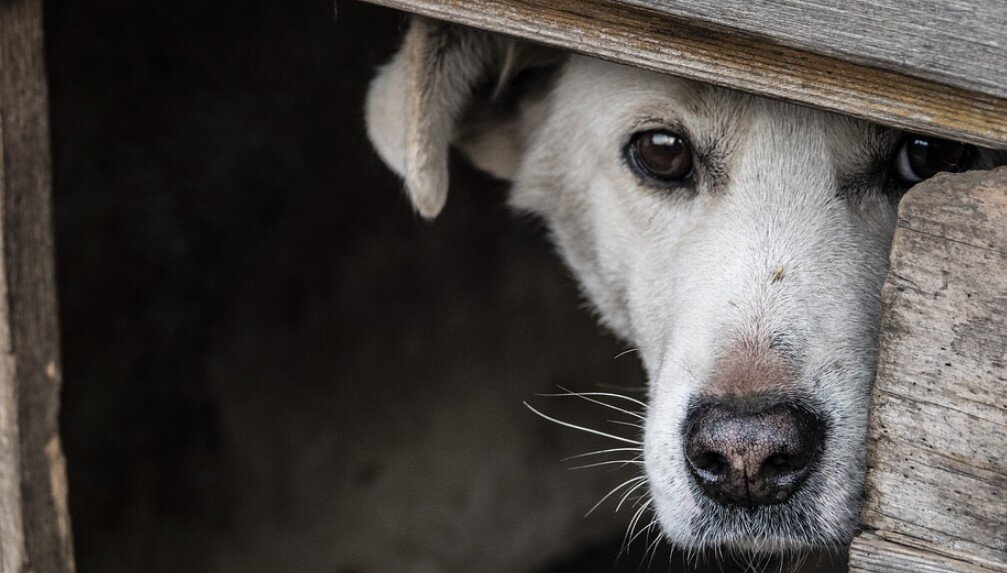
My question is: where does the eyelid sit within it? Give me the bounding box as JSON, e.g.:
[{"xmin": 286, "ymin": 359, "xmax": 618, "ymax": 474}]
[
  {"xmin": 622, "ymin": 120, "xmax": 693, "ymax": 160},
  {"xmin": 628, "ymin": 117, "xmax": 686, "ymax": 135}
]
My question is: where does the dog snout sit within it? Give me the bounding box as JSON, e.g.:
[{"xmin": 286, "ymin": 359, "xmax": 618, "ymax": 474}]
[{"xmin": 683, "ymin": 400, "xmax": 825, "ymax": 508}]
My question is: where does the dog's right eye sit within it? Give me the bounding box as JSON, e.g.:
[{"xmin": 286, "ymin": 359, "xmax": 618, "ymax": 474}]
[{"xmin": 626, "ymin": 129, "xmax": 694, "ymax": 185}]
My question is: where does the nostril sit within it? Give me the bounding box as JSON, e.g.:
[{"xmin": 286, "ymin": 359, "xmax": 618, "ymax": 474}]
[
  {"xmin": 760, "ymin": 452, "xmax": 808, "ymax": 478},
  {"xmin": 765, "ymin": 453, "xmax": 789, "ymax": 469},
  {"xmin": 763, "ymin": 452, "xmax": 799, "ymax": 473},
  {"xmin": 691, "ymin": 451, "xmax": 730, "ymax": 479}
]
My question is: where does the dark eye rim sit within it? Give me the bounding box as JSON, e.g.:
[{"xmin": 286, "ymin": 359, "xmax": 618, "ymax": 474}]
[
  {"xmin": 623, "ymin": 128, "xmax": 697, "ymax": 189},
  {"xmin": 893, "ymin": 134, "xmax": 973, "ymax": 184}
]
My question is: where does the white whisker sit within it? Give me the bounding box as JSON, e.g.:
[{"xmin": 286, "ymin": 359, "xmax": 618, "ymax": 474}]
[
  {"xmin": 614, "ymin": 478, "xmax": 649, "ymax": 512},
  {"xmin": 644, "ymin": 526, "xmax": 665, "ymax": 569},
  {"xmin": 562, "ymin": 447, "xmax": 642, "ymax": 461},
  {"xmin": 568, "ymin": 458, "xmax": 643, "ymax": 470},
  {"xmin": 585, "ymin": 475, "xmax": 647, "ymax": 517},
  {"xmin": 606, "ymin": 419, "xmax": 643, "ymax": 430},
  {"xmin": 613, "ymin": 347, "xmax": 639, "ymax": 360},
  {"xmin": 523, "ymin": 402, "xmax": 641, "ymax": 445},
  {"xmin": 622, "ymin": 497, "xmax": 653, "ymax": 553},
  {"xmin": 627, "ymin": 508, "xmax": 656, "ymax": 547},
  {"xmin": 540, "ymin": 386, "xmax": 647, "ymax": 417}
]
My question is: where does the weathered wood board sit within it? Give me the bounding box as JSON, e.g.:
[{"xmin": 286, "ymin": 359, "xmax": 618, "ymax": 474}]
[
  {"xmin": 850, "ymin": 532, "xmax": 1001, "ymax": 573},
  {"xmin": 0, "ymin": 0, "xmax": 76, "ymax": 571},
  {"xmin": 359, "ymin": 0, "xmax": 1007, "ymax": 149},
  {"xmin": 849, "ymin": 167, "xmax": 1007, "ymax": 572},
  {"xmin": 624, "ymin": 0, "xmax": 1007, "ymax": 100}
]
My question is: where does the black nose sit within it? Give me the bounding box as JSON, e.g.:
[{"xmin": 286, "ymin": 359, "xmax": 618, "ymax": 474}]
[{"xmin": 683, "ymin": 400, "xmax": 825, "ymax": 507}]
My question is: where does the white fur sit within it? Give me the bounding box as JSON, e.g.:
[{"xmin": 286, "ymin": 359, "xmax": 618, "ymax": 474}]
[
  {"xmin": 365, "ymin": 23, "xmax": 1003, "ymax": 554},
  {"xmin": 507, "ymin": 59, "xmax": 893, "ymax": 550}
]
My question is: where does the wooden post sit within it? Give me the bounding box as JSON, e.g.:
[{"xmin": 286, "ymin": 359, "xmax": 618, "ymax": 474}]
[
  {"xmin": 0, "ymin": 0, "xmax": 75, "ymax": 571},
  {"xmin": 848, "ymin": 167, "xmax": 1007, "ymax": 572}
]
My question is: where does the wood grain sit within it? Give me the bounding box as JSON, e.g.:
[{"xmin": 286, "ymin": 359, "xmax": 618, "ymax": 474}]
[
  {"xmin": 850, "ymin": 532, "xmax": 1002, "ymax": 573},
  {"xmin": 360, "ymin": 0, "xmax": 1007, "ymax": 149},
  {"xmin": 623, "ymin": 0, "xmax": 1007, "ymax": 100},
  {"xmin": 853, "ymin": 167, "xmax": 1007, "ymax": 570},
  {"xmin": 0, "ymin": 0, "xmax": 75, "ymax": 571}
]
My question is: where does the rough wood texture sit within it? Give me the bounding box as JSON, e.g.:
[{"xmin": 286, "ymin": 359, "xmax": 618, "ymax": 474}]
[
  {"xmin": 850, "ymin": 532, "xmax": 1001, "ymax": 573},
  {"xmin": 0, "ymin": 0, "xmax": 75, "ymax": 571},
  {"xmin": 623, "ymin": 0, "xmax": 1007, "ymax": 99},
  {"xmin": 360, "ymin": 0, "xmax": 1007, "ymax": 149},
  {"xmin": 851, "ymin": 167, "xmax": 1007, "ymax": 572}
]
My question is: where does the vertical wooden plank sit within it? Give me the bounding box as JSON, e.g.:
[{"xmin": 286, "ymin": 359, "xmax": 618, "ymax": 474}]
[
  {"xmin": 0, "ymin": 0, "xmax": 75, "ymax": 571},
  {"xmin": 849, "ymin": 532, "xmax": 1000, "ymax": 573},
  {"xmin": 850, "ymin": 167, "xmax": 1007, "ymax": 572}
]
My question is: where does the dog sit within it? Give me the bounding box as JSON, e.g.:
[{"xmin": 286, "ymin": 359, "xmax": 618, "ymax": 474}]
[{"xmin": 365, "ymin": 17, "xmax": 1004, "ymax": 555}]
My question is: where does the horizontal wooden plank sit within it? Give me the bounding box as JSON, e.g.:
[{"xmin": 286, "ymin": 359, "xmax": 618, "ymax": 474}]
[
  {"xmin": 859, "ymin": 168, "xmax": 1007, "ymax": 567},
  {"xmin": 623, "ymin": 0, "xmax": 1007, "ymax": 100},
  {"xmin": 359, "ymin": 0, "xmax": 1007, "ymax": 149},
  {"xmin": 849, "ymin": 532, "xmax": 1003, "ymax": 573}
]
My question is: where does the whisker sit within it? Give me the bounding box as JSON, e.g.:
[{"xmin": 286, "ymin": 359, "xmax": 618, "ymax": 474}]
[
  {"xmin": 622, "ymin": 497, "xmax": 653, "ymax": 553},
  {"xmin": 554, "ymin": 385, "xmax": 649, "ymax": 409},
  {"xmin": 630, "ymin": 518, "xmax": 657, "ymax": 557},
  {"xmin": 614, "ymin": 478, "xmax": 649, "ymax": 512},
  {"xmin": 540, "ymin": 386, "xmax": 648, "ymax": 416},
  {"xmin": 562, "ymin": 447, "xmax": 642, "ymax": 461},
  {"xmin": 568, "ymin": 459, "xmax": 643, "ymax": 471},
  {"xmin": 523, "ymin": 402, "xmax": 641, "ymax": 445},
  {"xmin": 607, "ymin": 419, "xmax": 643, "ymax": 430},
  {"xmin": 612, "ymin": 344, "xmax": 636, "ymax": 358},
  {"xmin": 626, "ymin": 508, "xmax": 657, "ymax": 547},
  {"xmin": 584, "ymin": 475, "xmax": 647, "ymax": 517},
  {"xmin": 644, "ymin": 526, "xmax": 665, "ymax": 569}
]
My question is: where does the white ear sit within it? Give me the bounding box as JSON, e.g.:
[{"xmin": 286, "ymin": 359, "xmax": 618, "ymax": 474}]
[
  {"xmin": 365, "ymin": 18, "xmax": 506, "ymax": 219},
  {"xmin": 365, "ymin": 46, "xmax": 412, "ymax": 187},
  {"xmin": 366, "ymin": 18, "xmax": 566, "ymax": 219}
]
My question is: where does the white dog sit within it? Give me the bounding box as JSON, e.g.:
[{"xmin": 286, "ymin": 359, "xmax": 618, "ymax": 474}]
[{"xmin": 365, "ymin": 17, "xmax": 1004, "ymax": 554}]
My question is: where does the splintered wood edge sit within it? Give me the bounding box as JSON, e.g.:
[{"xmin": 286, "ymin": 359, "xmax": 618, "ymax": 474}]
[{"xmin": 362, "ymin": 0, "xmax": 1007, "ymax": 149}]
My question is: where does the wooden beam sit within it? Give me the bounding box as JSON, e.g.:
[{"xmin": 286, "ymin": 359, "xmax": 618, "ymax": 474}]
[
  {"xmin": 359, "ymin": 0, "xmax": 1007, "ymax": 149},
  {"xmin": 849, "ymin": 167, "xmax": 1007, "ymax": 572},
  {"xmin": 622, "ymin": 0, "xmax": 1007, "ymax": 100},
  {"xmin": 0, "ymin": 0, "xmax": 75, "ymax": 571}
]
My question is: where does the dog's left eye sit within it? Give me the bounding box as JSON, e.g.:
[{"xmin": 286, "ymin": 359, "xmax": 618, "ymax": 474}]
[
  {"xmin": 894, "ymin": 135, "xmax": 969, "ymax": 183},
  {"xmin": 626, "ymin": 129, "xmax": 694, "ymax": 184}
]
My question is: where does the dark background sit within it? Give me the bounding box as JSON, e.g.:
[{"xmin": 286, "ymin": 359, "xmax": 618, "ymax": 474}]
[
  {"xmin": 47, "ymin": 1, "xmax": 648, "ymax": 571},
  {"xmin": 45, "ymin": 1, "xmax": 840, "ymax": 571}
]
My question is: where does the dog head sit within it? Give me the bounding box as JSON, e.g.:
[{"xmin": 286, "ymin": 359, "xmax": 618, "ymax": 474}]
[{"xmin": 365, "ymin": 18, "xmax": 1004, "ymax": 553}]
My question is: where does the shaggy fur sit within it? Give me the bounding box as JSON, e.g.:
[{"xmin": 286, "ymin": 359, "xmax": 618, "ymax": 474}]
[{"xmin": 365, "ymin": 17, "xmax": 1004, "ymax": 553}]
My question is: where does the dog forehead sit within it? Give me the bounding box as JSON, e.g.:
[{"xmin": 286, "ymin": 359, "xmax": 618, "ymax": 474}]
[
  {"xmin": 750, "ymin": 99, "xmax": 898, "ymax": 171},
  {"xmin": 554, "ymin": 56, "xmax": 894, "ymax": 170},
  {"xmin": 555, "ymin": 57, "xmax": 742, "ymax": 132}
]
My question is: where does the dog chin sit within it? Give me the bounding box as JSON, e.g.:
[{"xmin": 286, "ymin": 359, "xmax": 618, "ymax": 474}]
[{"xmin": 654, "ymin": 491, "xmax": 855, "ymax": 555}]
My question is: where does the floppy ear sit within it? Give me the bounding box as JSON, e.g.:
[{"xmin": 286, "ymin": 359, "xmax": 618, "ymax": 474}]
[{"xmin": 365, "ymin": 17, "xmax": 561, "ymax": 219}]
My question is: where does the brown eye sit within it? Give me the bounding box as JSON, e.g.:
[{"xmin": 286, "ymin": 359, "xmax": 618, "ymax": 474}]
[
  {"xmin": 626, "ymin": 129, "xmax": 694, "ymax": 184},
  {"xmin": 895, "ymin": 136, "xmax": 969, "ymax": 183}
]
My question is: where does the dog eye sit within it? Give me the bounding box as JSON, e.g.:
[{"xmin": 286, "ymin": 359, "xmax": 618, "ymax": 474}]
[
  {"xmin": 626, "ymin": 130, "xmax": 694, "ymax": 184},
  {"xmin": 894, "ymin": 136, "xmax": 969, "ymax": 183}
]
